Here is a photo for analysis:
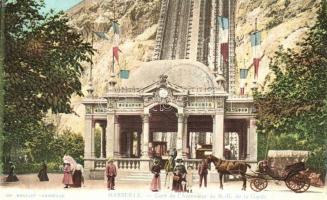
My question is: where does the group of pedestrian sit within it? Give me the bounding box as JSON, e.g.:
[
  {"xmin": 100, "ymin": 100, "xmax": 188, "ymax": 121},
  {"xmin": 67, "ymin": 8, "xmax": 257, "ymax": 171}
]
[
  {"xmin": 5, "ymin": 154, "xmax": 209, "ymax": 192},
  {"xmin": 150, "ymin": 153, "xmax": 209, "ymax": 193},
  {"xmin": 62, "ymin": 156, "xmax": 84, "ymax": 188}
]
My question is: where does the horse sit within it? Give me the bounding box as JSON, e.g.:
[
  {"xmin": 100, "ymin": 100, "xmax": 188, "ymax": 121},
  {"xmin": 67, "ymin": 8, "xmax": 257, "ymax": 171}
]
[{"xmin": 206, "ymin": 155, "xmax": 251, "ymax": 190}]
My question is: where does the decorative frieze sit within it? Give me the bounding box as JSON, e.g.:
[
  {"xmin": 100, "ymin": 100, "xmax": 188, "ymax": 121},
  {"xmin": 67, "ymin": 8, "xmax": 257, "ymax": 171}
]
[
  {"xmin": 85, "ymin": 104, "xmax": 107, "ymax": 114},
  {"xmin": 225, "ymin": 102, "xmax": 254, "ymax": 114}
]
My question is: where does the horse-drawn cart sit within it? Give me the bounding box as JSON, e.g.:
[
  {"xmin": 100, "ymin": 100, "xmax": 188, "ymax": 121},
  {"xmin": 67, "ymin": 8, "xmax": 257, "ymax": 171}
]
[{"xmin": 249, "ymin": 150, "xmax": 311, "ymax": 193}]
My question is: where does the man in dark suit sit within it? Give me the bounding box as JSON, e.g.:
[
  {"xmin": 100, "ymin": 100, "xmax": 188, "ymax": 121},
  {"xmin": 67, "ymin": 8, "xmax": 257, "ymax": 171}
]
[{"xmin": 198, "ymin": 159, "xmax": 208, "ymax": 188}]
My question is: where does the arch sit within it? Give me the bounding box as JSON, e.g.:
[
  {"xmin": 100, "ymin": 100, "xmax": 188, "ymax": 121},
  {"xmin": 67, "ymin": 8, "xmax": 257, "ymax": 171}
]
[{"xmin": 144, "ymin": 102, "xmax": 184, "ymax": 114}]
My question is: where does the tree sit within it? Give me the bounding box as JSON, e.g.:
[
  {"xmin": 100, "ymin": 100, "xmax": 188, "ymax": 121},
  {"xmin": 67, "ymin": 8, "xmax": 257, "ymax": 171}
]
[
  {"xmin": 3, "ymin": 0, "xmax": 93, "ymax": 162},
  {"xmin": 50, "ymin": 129, "xmax": 84, "ymax": 165},
  {"xmin": 254, "ymin": 1, "xmax": 327, "ymax": 173}
]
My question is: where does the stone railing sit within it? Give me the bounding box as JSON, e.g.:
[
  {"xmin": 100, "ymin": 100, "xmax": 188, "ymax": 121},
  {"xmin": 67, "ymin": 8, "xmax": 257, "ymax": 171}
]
[
  {"xmin": 93, "ymin": 158, "xmax": 150, "ymax": 170},
  {"xmin": 184, "ymin": 159, "xmax": 202, "ymax": 170},
  {"xmin": 92, "ymin": 158, "xmax": 257, "ymax": 171}
]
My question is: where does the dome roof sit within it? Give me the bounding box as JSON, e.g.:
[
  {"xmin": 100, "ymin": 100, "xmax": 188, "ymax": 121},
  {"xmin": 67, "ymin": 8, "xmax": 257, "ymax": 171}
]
[{"xmin": 121, "ymin": 60, "xmax": 218, "ymax": 89}]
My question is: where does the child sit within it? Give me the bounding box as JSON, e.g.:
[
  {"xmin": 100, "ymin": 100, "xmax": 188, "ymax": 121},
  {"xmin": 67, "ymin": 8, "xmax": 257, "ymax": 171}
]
[
  {"xmin": 186, "ymin": 165, "xmax": 194, "ymax": 193},
  {"xmin": 106, "ymin": 158, "xmax": 117, "ymax": 190},
  {"xmin": 62, "ymin": 160, "xmax": 73, "ymax": 188}
]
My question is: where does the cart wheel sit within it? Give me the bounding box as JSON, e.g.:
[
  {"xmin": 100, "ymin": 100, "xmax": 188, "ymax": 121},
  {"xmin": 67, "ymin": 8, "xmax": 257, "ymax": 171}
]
[
  {"xmin": 250, "ymin": 178, "xmax": 268, "ymax": 192},
  {"xmin": 285, "ymin": 173, "xmax": 310, "ymax": 193}
]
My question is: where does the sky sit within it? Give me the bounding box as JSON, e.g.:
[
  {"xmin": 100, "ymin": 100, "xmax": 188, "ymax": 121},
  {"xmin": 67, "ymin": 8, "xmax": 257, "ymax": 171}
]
[{"xmin": 42, "ymin": 0, "xmax": 83, "ymax": 13}]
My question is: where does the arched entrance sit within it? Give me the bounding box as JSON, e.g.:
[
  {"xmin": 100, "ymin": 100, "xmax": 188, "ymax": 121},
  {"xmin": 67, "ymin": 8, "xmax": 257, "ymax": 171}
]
[{"xmin": 149, "ymin": 104, "xmax": 178, "ymax": 158}]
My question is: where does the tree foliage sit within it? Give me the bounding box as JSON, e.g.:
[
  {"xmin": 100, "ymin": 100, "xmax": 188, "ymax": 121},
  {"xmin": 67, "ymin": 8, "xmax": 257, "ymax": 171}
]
[
  {"xmin": 3, "ymin": 0, "xmax": 93, "ymax": 161},
  {"xmin": 5, "ymin": 123, "xmax": 84, "ymax": 174},
  {"xmin": 254, "ymin": 1, "xmax": 327, "ymax": 173}
]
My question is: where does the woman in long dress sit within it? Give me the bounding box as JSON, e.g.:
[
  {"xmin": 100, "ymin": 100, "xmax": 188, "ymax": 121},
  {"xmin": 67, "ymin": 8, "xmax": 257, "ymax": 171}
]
[
  {"xmin": 38, "ymin": 161, "xmax": 49, "ymax": 181},
  {"xmin": 172, "ymin": 158, "xmax": 187, "ymax": 192},
  {"xmin": 6, "ymin": 162, "xmax": 19, "ymax": 182},
  {"xmin": 150, "ymin": 158, "xmax": 161, "ymax": 192},
  {"xmin": 62, "ymin": 160, "xmax": 73, "ymax": 188},
  {"xmin": 72, "ymin": 164, "xmax": 84, "ymax": 187}
]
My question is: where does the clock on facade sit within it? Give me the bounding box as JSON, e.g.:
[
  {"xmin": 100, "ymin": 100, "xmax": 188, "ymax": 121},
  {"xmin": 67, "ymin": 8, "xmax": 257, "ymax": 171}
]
[{"xmin": 159, "ymin": 88, "xmax": 168, "ymax": 98}]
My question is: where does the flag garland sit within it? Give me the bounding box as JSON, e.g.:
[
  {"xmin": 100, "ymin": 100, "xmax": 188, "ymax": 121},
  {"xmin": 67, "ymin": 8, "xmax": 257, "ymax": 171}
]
[
  {"xmin": 94, "ymin": 32, "xmax": 109, "ymax": 40},
  {"xmin": 111, "ymin": 20, "xmax": 121, "ymax": 70},
  {"xmin": 239, "ymin": 68, "xmax": 248, "ymax": 95},
  {"xmin": 250, "ymin": 31, "xmax": 261, "ymax": 46},
  {"xmin": 251, "ymin": 31, "xmax": 262, "ymax": 80},
  {"xmin": 218, "ymin": 16, "xmax": 229, "ymax": 64}
]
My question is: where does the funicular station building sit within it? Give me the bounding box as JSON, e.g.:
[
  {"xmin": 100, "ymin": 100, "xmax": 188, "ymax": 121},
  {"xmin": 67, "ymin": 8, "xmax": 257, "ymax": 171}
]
[{"xmin": 83, "ymin": 0, "xmax": 258, "ymax": 179}]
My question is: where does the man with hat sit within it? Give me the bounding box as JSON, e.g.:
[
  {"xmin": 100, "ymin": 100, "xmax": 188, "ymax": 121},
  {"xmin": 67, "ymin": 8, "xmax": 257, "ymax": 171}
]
[
  {"xmin": 172, "ymin": 157, "xmax": 187, "ymax": 192},
  {"xmin": 150, "ymin": 157, "xmax": 161, "ymax": 192},
  {"xmin": 105, "ymin": 158, "xmax": 117, "ymax": 190}
]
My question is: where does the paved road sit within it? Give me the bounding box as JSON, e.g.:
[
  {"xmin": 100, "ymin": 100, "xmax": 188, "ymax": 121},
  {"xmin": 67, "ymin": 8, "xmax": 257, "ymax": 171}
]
[{"xmin": 0, "ymin": 174, "xmax": 326, "ymax": 200}]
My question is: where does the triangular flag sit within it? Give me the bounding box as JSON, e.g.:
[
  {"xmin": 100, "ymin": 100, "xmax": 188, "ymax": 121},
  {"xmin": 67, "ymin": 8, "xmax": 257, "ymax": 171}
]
[
  {"xmin": 94, "ymin": 32, "xmax": 109, "ymax": 40},
  {"xmin": 253, "ymin": 58, "xmax": 260, "ymax": 80},
  {"xmin": 119, "ymin": 70, "xmax": 129, "ymax": 79},
  {"xmin": 113, "ymin": 46, "xmax": 122, "ymax": 63},
  {"xmin": 112, "ymin": 21, "xmax": 120, "ymax": 34},
  {"xmin": 220, "ymin": 43, "xmax": 229, "ymax": 63},
  {"xmin": 240, "ymin": 68, "xmax": 248, "ymax": 79},
  {"xmin": 251, "ymin": 31, "xmax": 261, "ymax": 46},
  {"xmin": 218, "ymin": 17, "xmax": 229, "ymax": 30}
]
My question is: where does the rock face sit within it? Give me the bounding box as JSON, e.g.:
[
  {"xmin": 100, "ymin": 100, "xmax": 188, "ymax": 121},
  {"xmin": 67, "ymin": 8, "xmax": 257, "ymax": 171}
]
[{"xmin": 54, "ymin": 0, "xmax": 319, "ymax": 134}]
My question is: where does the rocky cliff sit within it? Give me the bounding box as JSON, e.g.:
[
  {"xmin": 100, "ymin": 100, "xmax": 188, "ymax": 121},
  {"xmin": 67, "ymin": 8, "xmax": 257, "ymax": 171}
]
[{"xmin": 53, "ymin": 0, "xmax": 319, "ymax": 134}]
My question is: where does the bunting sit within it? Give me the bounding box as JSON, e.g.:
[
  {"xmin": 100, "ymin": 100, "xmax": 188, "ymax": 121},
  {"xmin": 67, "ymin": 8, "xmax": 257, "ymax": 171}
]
[
  {"xmin": 240, "ymin": 81, "xmax": 245, "ymax": 95},
  {"xmin": 218, "ymin": 16, "xmax": 229, "ymax": 64},
  {"xmin": 113, "ymin": 46, "xmax": 122, "ymax": 62},
  {"xmin": 94, "ymin": 32, "xmax": 109, "ymax": 40},
  {"xmin": 112, "ymin": 21, "xmax": 120, "ymax": 34},
  {"xmin": 221, "ymin": 43, "xmax": 229, "ymax": 63},
  {"xmin": 240, "ymin": 68, "xmax": 248, "ymax": 79},
  {"xmin": 239, "ymin": 68, "xmax": 248, "ymax": 96},
  {"xmin": 111, "ymin": 20, "xmax": 121, "ymax": 67},
  {"xmin": 253, "ymin": 58, "xmax": 260, "ymax": 80},
  {"xmin": 119, "ymin": 70, "xmax": 129, "ymax": 79},
  {"xmin": 250, "ymin": 31, "xmax": 261, "ymax": 46},
  {"xmin": 218, "ymin": 16, "xmax": 229, "ymax": 30},
  {"xmin": 251, "ymin": 31, "xmax": 262, "ymax": 80}
]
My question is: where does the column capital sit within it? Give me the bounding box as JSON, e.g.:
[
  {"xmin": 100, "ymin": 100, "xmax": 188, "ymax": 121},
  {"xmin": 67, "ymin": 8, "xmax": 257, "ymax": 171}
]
[
  {"xmin": 176, "ymin": 113, "xmax": 184, "ymax": 123},
  {"xmin": 249, "ymin": 118, "xmax": 256, "ymax": 126},
  {"xmin": 183, "ymin": 114, "xmax": 189, "ymax": 124},
  {"xmin": 142, "ymin": 114, "xmax": 150, "ymax": 123},
  {"xmin": 114, "ymin": 115, "xmax": 119, "ymax": 124}
]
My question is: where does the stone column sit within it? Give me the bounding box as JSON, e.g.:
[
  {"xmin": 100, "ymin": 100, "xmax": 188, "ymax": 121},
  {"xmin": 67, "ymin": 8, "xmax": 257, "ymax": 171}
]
[
  {"xmin": 100, "ymin": 123, "xmax": 105, "ymax": 158},
  {"xmin": 106, "ymin": 114, "xmax": 115, "ymax": 158},
  {"xmin": 248, "ymin": 118, "xmax": 257, "ymax": 161},
  {"xmin": 84, "ymin": 116, "xmax": 93, "ymax": 178},
  {"xmin": 182, "ymin": 115, "xmax": 188, "ymax": 158},
  {"xmin": 212, "ymin": 114, "xmax": 224, "ymax": 158},
  {"xmin": 176, "ymin": 114, "xmax": 184, "ymax": 158},
  {"xmin": 114, "ymin": 116, "xmax": 121, "ymax": 157},
  {"xmin": 141, "ymin": 114, "xmax": 150, "ymax": 158},
  {"xmin": 91, "ymin": 121, "xmax": 95, "ymax": 157}
]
